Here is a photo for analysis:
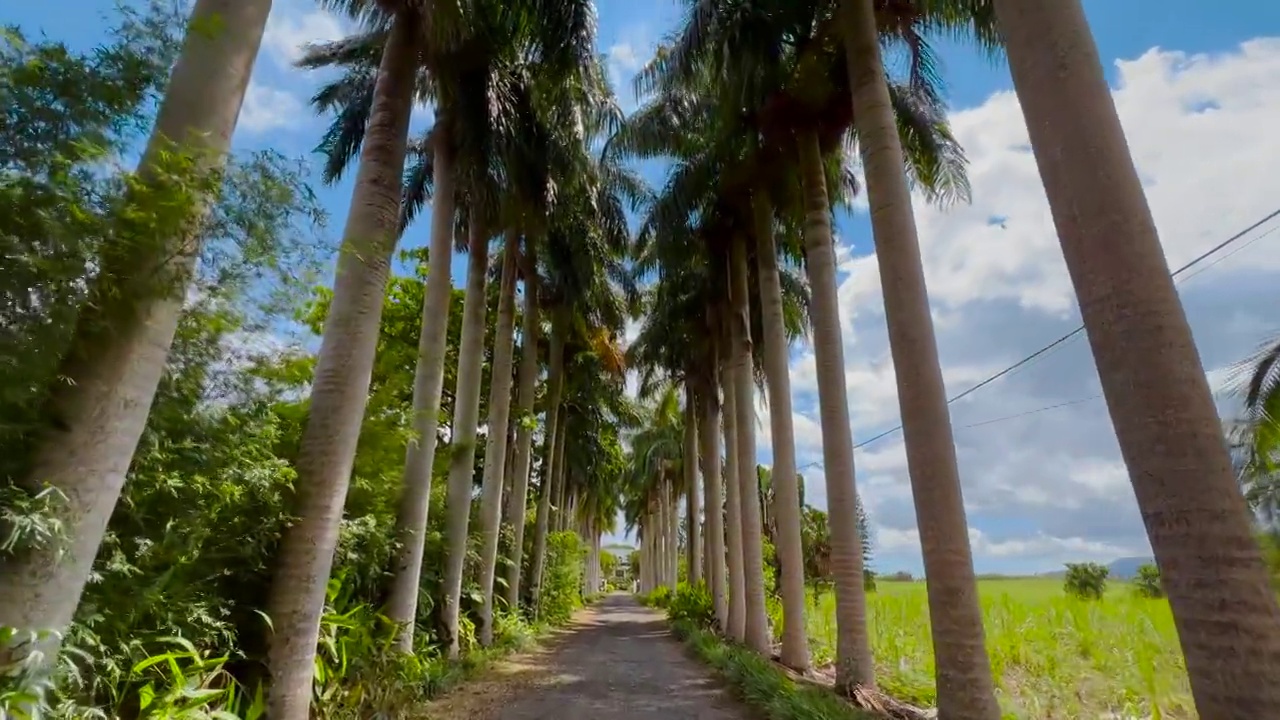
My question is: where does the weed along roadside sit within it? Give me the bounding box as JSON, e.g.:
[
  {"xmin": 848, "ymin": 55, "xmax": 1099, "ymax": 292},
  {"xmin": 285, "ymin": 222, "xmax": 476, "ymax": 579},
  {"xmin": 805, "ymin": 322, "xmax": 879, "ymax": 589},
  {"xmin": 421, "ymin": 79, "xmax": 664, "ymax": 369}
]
[
  {"xmin": 669, "ymin": 620, "xmax": 877, "ymax": 720},
  {"xmin": 641, "ymin": 583, "xmax": 882, "ymax": 720}
]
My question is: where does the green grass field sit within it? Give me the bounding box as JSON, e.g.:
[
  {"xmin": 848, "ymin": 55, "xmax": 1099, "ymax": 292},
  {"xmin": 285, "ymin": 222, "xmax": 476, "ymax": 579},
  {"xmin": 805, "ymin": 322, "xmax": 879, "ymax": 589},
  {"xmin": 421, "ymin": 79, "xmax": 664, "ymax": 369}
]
[{"xmin": 806, "ymin": 579, "xmax": 1191, "ymax": 719}]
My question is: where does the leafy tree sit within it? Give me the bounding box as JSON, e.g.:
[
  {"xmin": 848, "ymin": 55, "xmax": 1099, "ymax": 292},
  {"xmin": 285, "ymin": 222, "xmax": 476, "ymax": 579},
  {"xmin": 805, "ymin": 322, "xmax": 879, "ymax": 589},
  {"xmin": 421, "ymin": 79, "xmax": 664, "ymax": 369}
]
[
  {"xmin": 1133, "ymin": 564, "xmax": 1164, "ymax": 599},
  {"xmin": 1064, "ymin": 563, "xmax": 1109, "ymax": 601}
]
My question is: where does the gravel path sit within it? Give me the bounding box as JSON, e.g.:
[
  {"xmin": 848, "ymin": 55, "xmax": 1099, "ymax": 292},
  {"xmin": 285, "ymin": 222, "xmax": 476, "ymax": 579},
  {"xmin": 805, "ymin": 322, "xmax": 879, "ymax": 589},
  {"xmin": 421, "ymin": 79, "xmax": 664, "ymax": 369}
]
[{"xmin": 423, "ymin": 593, "xmax": 752, "ymax": 720}]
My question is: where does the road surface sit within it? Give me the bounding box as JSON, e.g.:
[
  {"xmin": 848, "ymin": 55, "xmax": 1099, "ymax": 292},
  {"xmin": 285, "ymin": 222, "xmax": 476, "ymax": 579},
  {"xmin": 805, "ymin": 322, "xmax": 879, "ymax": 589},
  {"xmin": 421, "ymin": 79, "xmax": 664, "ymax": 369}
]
[{"xmin": 423, "ymin": 593, "xmax": 751, "ymax": 719}]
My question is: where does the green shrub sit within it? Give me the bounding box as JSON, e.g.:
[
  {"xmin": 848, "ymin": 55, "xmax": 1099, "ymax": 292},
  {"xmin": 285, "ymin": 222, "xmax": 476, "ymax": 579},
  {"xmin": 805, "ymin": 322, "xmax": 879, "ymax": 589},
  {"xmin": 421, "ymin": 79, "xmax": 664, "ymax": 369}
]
[
  {"xmin": 646, "ymin": 585, "xmax": 673, "ymax": 609},
  {"xmin": 1064, "ymin": 562, "xmax": 1109, "ymax": 600},
  {"xmin": 1132, "ymin": 563, "xmax": 1164, "ymax": 598},
  {"xmin": 539, "ymin": 531, "xmax": 585, "ymax": 624},
  {"xmin": 667, "ymin": 582, "xmax": 715, "ymax": 628},
  {"xmin": 863, "ymin": 569, "xmax": 877, "ymax": 593}
]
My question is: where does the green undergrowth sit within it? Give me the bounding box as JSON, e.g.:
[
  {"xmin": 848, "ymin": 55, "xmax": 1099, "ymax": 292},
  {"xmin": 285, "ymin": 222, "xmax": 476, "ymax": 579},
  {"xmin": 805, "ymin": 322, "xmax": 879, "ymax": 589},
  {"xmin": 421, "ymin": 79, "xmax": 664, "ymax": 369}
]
[{"xmin": 671, "ymin": 620, "xmax": 873, "ymax": 720}]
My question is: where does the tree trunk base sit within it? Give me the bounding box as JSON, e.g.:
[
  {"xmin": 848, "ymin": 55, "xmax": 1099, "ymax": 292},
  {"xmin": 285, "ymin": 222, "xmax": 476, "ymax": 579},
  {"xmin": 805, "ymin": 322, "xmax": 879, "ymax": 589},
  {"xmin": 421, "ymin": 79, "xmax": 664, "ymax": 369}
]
[
  {"xmin": 845, "ymin": 686, "xmax": 934, "ymax": 720},
  {"xmin": 773, "ymin": 660, "xmax": 935, "ymax": 720}
]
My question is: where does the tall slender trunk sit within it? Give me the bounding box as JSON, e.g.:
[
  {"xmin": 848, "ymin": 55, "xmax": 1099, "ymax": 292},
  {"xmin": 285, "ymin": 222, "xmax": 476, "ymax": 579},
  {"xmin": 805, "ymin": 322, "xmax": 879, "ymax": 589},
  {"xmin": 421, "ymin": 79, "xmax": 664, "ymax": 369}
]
[
  {"xmin": 549, "ymin": 435, "xmax": 564, "ymax": 532},
  {"xmin": 699, "ymin": 385, "xmax": 728, "ymax": 628},
  {"xmin": 796, "ymin": 128, "xmax": 875, "ymax": 691},
  {"xmin": 265, "ymin": 17, "xmax": 416, "ymax": 718},
  {"xmin": 440, "ymin": 221, "xmax": 491, "ymax": 658},
  {"xmin": 503, "ymin": 255, "xmax": 540, "ymax": 607},
  {"xmin": 668, "ymin": 480, "xmax": 680, "ymax": 588},
  {"xmin": 660, "ymin": 486, "xmax": 670, "ymax": 589},
  {"xmin": 729, "ymin": 237, "xmax": 770, "ymax": 653},
  {"xmin": 384, "ymin": 129, "xmax": 458, "ymax": 651},
  {"xmin": 641, "ymin": 522, "xmax": 652, "ymax": 594},
  {"xmin": 594, "ymin": 532, "xmax": 602, "ymax": 593},
  {"xmin": 0, "ymin": 0, "xmax": 273, "ymax": 661},
  {"xmin": 721, "ymin": 349, "xmax": 747, "ymax": 642},
  {"xmin": 555, "ymin": 452, "xmax": 571, "ymax": 532},
  {"xmin": 995, "ymin": 1, "xmax": 1280, "ymax": 716},
  {"xmin": 529, "ymin": 330, "xmax": 566, "ymax": 613},
  {"xmin": 753, "ymin": 192, "xmax": 810, "ymax": 670},
  {"xmin": 841, "ymin": 1, "xmax": 999, "ymax": 714},
  {"xmin": 684, "ymin": 386, "xmax": 702, "ymax": 585},
  {"xmin": 477, "ymin": 236, "xmax": 520, "ymax": 645},
  {"xmin": 657, "ymin": 484, "xmax": 669, "ymax": 590}
]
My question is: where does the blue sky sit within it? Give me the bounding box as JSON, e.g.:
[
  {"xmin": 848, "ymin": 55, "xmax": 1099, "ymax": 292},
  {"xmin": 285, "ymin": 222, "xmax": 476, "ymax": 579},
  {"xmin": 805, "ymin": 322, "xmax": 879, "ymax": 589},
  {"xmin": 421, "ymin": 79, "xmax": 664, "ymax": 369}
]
[{"xmin": 9, "ymin": 1, "xmax": 1280, "ymax": 575}]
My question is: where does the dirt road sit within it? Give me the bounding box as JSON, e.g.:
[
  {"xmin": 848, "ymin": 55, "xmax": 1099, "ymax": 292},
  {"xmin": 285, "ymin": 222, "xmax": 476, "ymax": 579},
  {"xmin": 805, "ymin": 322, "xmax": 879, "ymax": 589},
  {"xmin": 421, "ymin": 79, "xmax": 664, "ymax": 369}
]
[{"xmin": 423, "ymin": 593, "xmax": 751, "ymax": 719}]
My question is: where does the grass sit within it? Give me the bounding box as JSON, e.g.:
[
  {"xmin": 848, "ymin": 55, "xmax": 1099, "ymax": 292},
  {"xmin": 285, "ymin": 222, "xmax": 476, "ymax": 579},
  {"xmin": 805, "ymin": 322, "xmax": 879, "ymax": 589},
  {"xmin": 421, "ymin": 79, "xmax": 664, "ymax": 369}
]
[
  {"xmin": 671, "ymin": 619, "xmax": 874, "ymax": 720},
  {"xmin": 806, "ymin": 578, "xmax": 1190, "ymax": 719}
]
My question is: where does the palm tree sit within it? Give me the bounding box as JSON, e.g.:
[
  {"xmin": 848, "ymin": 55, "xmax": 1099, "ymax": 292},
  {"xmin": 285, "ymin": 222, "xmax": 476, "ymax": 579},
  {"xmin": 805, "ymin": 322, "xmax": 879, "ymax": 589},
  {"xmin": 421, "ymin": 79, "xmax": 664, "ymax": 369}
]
[
  {"xmin": 683, "ymin": 384, "xmax": 702, "ymax": 585},
  {"xmin": 627, "ymin": 255, "xmax": 733, "ymax": 624},
  {"xmin": 619, "ymin": 48, "xmax": 820, "ymax": 662},
  {"xmin": 502, "ymin": 247, "xmax": 541, "ymax": 607},
  {"xmin": 753, "ymin": 190, "xmax": 811, "ymax": 669},
  {"xmin": 1232, "ymin": 336, "xmax": 1280, "ymax": 522},
  {"xmin": 838, "ymin": 1, "xmax": 1001, "ymax": 713},
  {"xmin": 993, "ymin": 1, "xmax": 1280, "ymax": 715},
  {"xmin": 559, "ymin": 345, "xmax": 632, "ymax": 594},
  {"xmin": 0, "ymin": 0, "xmax": 273, "ymax": 665},
  {"xmin": 473, "ymin": 235, "xmax": 518, "ymax": 647},
  {"xmin": 265, "ymin": 10, "xmax": 422, "ymax": 709},
  {"xmin": 439, "ymin": 216, "xmax": 493, "ymax": 658},
  {"xmin": 646, "ymin": 2, "xmax": 1000, "ymax": 709},
  {"xmin": 528, "ymin": 135, "xmax": 641, "ymax": 612}
]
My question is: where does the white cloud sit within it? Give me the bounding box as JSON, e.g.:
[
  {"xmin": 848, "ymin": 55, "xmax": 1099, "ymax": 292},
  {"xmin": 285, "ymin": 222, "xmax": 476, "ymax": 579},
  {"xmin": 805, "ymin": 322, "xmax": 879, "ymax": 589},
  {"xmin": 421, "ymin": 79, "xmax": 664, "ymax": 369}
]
[
  {"xmin": 238, "ymin": 82, "xmax": 306, "ymax": 133},
  {"xmin": 780, "ymin": 37, "xmax": 1280, "ymax": 575},
  {"xmin": 604, "ymin": 31, "xmax": 656, "ymax": 108},
  {"xmin": 263, "ymin": 4, "xmax": 346, "ymax": 67}
]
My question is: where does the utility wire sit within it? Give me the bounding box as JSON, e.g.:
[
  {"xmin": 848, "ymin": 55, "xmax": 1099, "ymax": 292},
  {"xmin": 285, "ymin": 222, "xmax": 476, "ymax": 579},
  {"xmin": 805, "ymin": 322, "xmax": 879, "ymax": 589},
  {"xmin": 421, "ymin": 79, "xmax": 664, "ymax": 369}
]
[{"xmin": 852, "ymin": 206, "xmax": 1280, "ymax": 451}]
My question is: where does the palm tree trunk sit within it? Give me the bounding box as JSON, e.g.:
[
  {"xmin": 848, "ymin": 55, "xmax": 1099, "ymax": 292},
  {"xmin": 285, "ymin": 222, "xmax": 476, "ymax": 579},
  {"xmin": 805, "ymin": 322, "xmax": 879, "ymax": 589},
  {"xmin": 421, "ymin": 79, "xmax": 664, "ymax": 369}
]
[
  {"xmin": 477, "ymin": 235, "xmax": 520, "ymax": 645},
  {"xmin": 699, "ymin": 384, "xmax": 728, "ymax": 628},
  {"xmin": 684, "ymin": 386, "xmax": 703, "ymax": 585},
  {"xmin": 729, "ymin": 236, "xmax": 771, "ymax": 654},
  {"xmin": 721, "ymin": 350, "xmax": 747, "ymax": 642},
  {"xmin": 549, "ymin": 439, "xmax": 563, "ymax": 532},
  {"xmin": 994, "ymin": 1, "xmax": 1280, "ymax": 715},
  {"xmin": 384, "ymin": 126, "xmax": 459, "ymax": 652},
  {"xmin": 641, "ymin": 523, "xmax": 652, "ymax": 594},
  {"xmin": 0, "ymin": 0, "xmax": 273, "ymax": 664},
  {"xmin": 503, "ymin": 253, "xmax": 540, "ymax": 608},
  {"xmin": 668, "ymin": 480, "xmax": 680, "ymax": 588},
  {"xmin": 555, "ymin": 452, "xmax": 571, "ymax": 532},
  {"xmin": 753, "ymin": 191, "xmax": 810, "ymax": 670},
  {"xmin": 529, "ymin": 330, "xmax": 566, "ymax": 613},
  {"xmin": 665, "ymin": 484, "xmax": 675, "ymax": 586},
  {"xmin": 796, "ymin": 128, "xmax": 876, "ymax": 691},
  {"xmin": 657, "ymin": 483, "xmax": 669, "ymax": 589},
  {"xmin": 264, "ymin": 16, "xmax": 416, "ymax": 717},
  {"xmin": 440, "ymin": 221, "xmax": 492, "ymax": 658},
  {"xmin": 841, "ymin": 2, "xmax": 999, "ymax": 715}
]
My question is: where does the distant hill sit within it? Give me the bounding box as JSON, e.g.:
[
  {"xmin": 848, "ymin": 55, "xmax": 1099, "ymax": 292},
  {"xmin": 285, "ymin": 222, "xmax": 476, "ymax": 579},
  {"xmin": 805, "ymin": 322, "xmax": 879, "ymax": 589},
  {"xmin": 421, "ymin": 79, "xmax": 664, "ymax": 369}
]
[
  {"xmin": 1036, "ymin": 556, "xmax": 1156, "ymax": 580},
  {"xmin": 1107, "ymin": 556, "xmax": 1155, "ymax": 580}
]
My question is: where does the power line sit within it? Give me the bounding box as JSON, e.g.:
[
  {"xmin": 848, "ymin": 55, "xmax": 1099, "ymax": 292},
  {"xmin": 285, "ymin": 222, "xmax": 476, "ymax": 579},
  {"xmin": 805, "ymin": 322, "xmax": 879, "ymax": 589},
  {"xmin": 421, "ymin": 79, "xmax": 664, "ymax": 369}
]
[{"xmin": 852, "ymin": 205, "xmax": 1280, "ymax": 451}]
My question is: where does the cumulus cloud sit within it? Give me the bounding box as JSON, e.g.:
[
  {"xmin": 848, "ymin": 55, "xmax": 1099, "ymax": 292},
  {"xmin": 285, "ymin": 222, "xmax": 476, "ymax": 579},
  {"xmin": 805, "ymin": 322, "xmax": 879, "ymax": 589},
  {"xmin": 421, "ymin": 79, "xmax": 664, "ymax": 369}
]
[
  {"xmin": 605, "ymin": 31, "xmax": 657, "ymax": 109},
  {"xmin": 780, "ymin": 38, "xmax": 1280, "ymax": 575},
  {"xmin": 262, "ymin": 3, "xmax": 346, "ymax": 67},
  {"xmin": 237, "ymin": 82, "xmax": 306, "ymax": 133}
]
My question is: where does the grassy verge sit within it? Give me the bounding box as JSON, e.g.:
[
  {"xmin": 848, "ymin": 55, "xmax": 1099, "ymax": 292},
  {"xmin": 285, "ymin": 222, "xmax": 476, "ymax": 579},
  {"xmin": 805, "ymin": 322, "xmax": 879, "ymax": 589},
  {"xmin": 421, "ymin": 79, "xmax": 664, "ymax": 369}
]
[{"xmin": 670, "ymin": 620, "xmax": 874, "ymax": 720}]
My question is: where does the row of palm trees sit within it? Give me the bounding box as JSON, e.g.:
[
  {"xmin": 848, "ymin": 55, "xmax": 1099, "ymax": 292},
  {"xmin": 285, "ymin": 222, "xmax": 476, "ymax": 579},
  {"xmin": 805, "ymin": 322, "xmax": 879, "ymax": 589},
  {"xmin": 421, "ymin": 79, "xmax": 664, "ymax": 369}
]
[
  {"xmin": 617, "ymin": 1, "xmax": 1280, "ymax": 719},
  {"xmin": 0, "ymin": 0, "xmax": 638, "ymax": 717}
]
